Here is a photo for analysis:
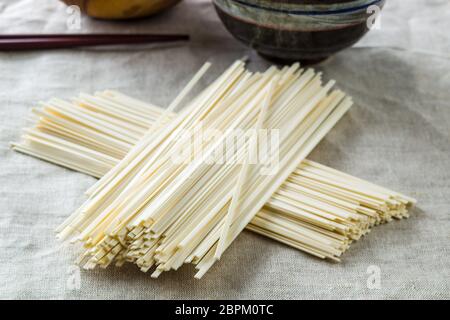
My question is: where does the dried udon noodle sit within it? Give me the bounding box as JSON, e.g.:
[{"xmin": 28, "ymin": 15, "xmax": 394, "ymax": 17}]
[{"xmin": 12, "ymin": 61, "xmax": 415, "ymax": 278}]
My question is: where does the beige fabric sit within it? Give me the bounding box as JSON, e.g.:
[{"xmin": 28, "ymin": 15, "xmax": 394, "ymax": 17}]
[{"xmin": 0, "ymin": 0, "xmax": 449, "ymax": 299}]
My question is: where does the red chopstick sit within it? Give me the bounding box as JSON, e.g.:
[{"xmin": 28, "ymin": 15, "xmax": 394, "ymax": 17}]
[{"xmin": 0, "ymin": 34, "xmax": 190, "ymax": 51}]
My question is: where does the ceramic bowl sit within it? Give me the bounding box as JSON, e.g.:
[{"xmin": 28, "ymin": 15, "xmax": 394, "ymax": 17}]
[
  {"xmin": 214, "ymin": 0, "xmax": 385, "ymax": 63},
  {"xmin": 61, "ymin": 0, "xmax": 182, "ymax": 20}
]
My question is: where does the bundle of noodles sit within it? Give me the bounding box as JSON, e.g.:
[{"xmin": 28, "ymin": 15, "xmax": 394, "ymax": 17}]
[{"xmin": 12, "ymin": 61, "xmax": 415, "ymax": 278}]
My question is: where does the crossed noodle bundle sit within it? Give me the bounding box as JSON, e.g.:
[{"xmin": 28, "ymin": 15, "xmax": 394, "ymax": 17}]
[{"xmin": 12, "ymin": 61, "xmax": 415, "ymax": 278}]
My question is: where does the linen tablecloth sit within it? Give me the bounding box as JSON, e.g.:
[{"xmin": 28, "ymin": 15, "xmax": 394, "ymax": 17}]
[{"xmin": 0, "ymin": 0, "xmax": 449, "ymax": 299}]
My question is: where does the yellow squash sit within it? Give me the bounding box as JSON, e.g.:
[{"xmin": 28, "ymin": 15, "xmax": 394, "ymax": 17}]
[{"xmin": 62, "ymin": 0, "xmax": 181, "ymax": 20}]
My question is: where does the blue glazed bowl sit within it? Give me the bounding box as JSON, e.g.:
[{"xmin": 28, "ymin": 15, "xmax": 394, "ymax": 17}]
[{"xmin": 214, "ymin": 0, "xmax": 385, "ymax": 63}]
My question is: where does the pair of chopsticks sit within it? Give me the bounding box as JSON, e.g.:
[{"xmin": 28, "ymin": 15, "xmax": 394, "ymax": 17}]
[{"xmin": 0, "ymin": 34, "xmax": 189, "ymax": 51}]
